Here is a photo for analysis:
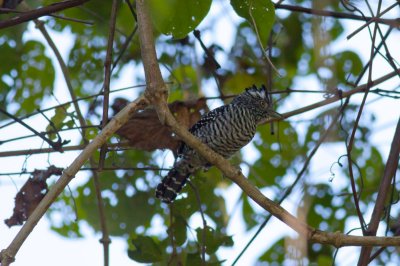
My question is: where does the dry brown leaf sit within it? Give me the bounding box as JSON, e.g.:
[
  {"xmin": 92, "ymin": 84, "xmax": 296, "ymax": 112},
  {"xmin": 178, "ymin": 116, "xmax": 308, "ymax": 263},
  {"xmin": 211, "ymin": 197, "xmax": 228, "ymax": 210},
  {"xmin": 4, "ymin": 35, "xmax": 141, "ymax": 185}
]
[
  {"xmin": 114, "ymin": 98, "xmax": 208, "ymax": 153},
  {"xmin": 5, "ymin": 166, "xmax": 63, "ymax": 227}
]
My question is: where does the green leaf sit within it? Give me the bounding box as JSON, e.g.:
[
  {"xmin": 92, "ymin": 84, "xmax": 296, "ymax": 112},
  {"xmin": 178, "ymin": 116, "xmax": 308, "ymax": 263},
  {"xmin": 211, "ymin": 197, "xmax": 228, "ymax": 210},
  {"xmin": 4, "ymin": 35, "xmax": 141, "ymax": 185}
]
[
  {"xmin": 223, "ymin": 73, "xmax": 265, "ymax": 95},
  {"xmin": 231, "ymin": 0, "xmax": 275, "ymax": 46},
  {"xmin": 168, "ymin": 65, "xmax": 199, "ymax": 102},
  {"xmin": 46, "ymin": 104, "xmax": 71, "ymax": 140},
  {"xmin": 195, "ymin": 226, "xmax": 233, "ymax": 254},
  {"xmin": 148, "ymin": 0, "xmax": 212, "ymax": 39},
  {"xmin": 317, "ymin": 255, "xmax": 333, "ymax": 265},
  {"xmin": 168, "ymin": 215, "xmax": 187, "ymax": 246},
  {"xmin": 170, "ymin": 65, "xmax": 198, "ymax": 87},
  {"xmin": 242, "ymin": 196, "xmax": 257, "ymax": 230},
  {"xmin": 333, "ymin": 50, "xmax": 363, "ymax": 83},
  {"xmin": 128, "ymin": 234, "xmax": 162, "ymax": 263},
  {"xmin": 186, "ymin": 252, "xmax": 203, "ymax": 266}
]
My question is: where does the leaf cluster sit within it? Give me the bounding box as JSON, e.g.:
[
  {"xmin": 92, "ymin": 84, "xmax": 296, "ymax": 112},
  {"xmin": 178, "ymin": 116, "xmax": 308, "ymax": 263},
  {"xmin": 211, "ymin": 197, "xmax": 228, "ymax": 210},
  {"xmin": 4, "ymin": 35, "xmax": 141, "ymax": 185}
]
[{"xmin": 1, "ymin": 0, "xmax": 398, "ymax": 264}]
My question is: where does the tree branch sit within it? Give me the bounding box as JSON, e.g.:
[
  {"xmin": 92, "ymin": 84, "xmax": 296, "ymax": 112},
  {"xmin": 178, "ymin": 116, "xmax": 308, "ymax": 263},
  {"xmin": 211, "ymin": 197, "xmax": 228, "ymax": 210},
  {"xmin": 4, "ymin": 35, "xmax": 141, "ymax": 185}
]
[
  {"xmin": 274, "ymin": 3, "xmax": 400, "ymax": 28},
  {"xmin": 358, "ymin": 117, "xmax": 400, "ymax": 265},
  {"xmin": 135, "ymin": 0, "xmax": 400, "ymax": 255},
  {"xmin": 0, "ymin": 0, "xmax": 90, "ymax": 29},
  {"xmin": 0, "ymin": 97, "xmax": 148, "ymax": 265}
]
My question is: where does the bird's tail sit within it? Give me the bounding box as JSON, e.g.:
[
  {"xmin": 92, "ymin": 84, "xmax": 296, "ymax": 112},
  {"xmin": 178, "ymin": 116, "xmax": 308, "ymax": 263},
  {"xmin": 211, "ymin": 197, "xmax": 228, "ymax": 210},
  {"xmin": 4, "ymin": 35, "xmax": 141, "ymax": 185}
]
[{"xmin": 155, "ymin": 168, "xmax": 190, "ymax": 203}]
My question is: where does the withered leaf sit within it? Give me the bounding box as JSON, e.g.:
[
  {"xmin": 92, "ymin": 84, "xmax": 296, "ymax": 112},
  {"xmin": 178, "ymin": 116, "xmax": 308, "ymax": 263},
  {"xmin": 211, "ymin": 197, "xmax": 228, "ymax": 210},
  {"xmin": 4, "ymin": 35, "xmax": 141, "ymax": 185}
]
[
  {"xmin": 5, "ymin": 165, "xmax": 63, "ymax": 227},
  {"xmin": 115, "ymin": 98, "xmax": 208, "ymax": 153}
]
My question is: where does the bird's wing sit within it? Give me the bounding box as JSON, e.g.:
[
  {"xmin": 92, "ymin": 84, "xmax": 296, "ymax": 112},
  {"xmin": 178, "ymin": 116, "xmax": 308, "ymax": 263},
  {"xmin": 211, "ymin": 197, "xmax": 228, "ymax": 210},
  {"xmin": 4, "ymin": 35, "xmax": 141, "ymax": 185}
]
[
  {"xmin": 176, "ymin": 105, "xmax": 227, "ymax": 156},
  {"xmin": 189, "ymin": 105, "xmax": 226, "ymax": 135}
]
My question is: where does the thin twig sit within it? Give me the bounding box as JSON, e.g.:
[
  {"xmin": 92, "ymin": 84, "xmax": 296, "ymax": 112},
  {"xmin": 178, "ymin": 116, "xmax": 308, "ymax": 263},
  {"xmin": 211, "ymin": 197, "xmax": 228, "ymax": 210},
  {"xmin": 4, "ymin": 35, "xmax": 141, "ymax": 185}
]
[
  {"xmin": 135, "ymin": 0, "xmax": 400, "ymax": 257},
  {"xmin": 0, "ymin": 108, "xmax": 66, "ymax": 152},
  {"xmin": 0, "ymin": 166, "xmax": 169, "ymax": 176},
  {"xmin": 99, "ymin": 0, "xmax": 118, "ymax": 171},
  {"xmin": 188, "ymin": 181, "xmax": 207, "ymax": 264},
  {"xmin": 96, "ymin": 2, "xmax": 119, "ymax": 263},
  {"xmin": 274, "ymin": 3, "xmax": 400, "ymax": 28},
  {"xmin": 0, "ymin": 125, "xmax": 98, "ymax": 145},
  {"xmin": 248, "ymin": 1, "xmax": 281, "ymax": 77},
  {"xmin": 347, "ymin": 1, "xmax": 383, "ymax": 239},
  {"xmin": 28, "ymin": 15, "xmax": 87, "ymax": 136},
  {"xmin": 0, "ymin": 84, "xmax": 143, "ymax": 130},
  {"xmin": 232, "ymin": 97, "xmax": 350, "ymax": 265},
  {"xmin": 0, "ymin": 97, "xmax": 148, "ymax": 266},
  {"xmin": 0, "ymin": 0, "xmax": 90, "ymax": 29},
  {"xmin": 1, "ymin": 69, "xmax": 398, "ymax": 158},
  {"xmin": 347, "ymin": 2, "xmax": 398, "ymax": 40},
  {"xmin": 358, "ymin": 118, "xmax": 400, "ymax": 264}
]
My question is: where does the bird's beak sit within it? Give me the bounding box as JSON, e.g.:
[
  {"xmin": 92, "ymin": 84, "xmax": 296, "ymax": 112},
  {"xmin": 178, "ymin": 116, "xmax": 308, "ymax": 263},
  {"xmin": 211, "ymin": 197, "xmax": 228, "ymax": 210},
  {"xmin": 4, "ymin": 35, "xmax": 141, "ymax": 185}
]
[{"xmin": 269, "ymin": 109, "xmax": 283, "ymax": 120}]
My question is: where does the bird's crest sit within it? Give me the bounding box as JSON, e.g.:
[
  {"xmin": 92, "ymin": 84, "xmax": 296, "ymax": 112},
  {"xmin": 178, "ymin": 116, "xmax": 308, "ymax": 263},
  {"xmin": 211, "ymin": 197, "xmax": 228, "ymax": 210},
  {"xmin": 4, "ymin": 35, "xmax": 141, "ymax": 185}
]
[{"xmin": 244, "ymin": 84, "xmax": 272, "ymax": 104}]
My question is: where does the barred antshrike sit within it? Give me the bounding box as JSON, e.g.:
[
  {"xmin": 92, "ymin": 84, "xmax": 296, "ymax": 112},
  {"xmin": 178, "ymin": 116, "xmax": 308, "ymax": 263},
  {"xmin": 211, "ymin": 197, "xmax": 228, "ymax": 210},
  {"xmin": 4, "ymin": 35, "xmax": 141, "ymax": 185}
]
[{"xmin": 156, "ymin": 85, "xmax": 281, "ymax": 203}]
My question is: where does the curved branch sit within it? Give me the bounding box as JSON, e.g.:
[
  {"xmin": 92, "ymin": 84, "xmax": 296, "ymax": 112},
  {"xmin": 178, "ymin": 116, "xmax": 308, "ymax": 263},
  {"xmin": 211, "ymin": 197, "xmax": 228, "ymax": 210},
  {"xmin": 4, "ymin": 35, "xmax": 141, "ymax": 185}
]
[
  {"xmin": 0, "ymin": 0, "xmax": 90, "ymax": 29},
  {"xmin": 0, "ymin": 96, "xmax": 148, "ymax": 265},
  {"xmin": 135, "ymin": 0, "xmax": 400, "ymax": 253}
]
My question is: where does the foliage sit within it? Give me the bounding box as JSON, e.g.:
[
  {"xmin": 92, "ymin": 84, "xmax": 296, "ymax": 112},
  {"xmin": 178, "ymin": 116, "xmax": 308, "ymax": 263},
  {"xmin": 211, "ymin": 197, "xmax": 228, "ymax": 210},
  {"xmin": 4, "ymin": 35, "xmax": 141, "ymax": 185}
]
[{"xmin": 1, "ymin": 0, "xmax": 399, "ymax": 265}]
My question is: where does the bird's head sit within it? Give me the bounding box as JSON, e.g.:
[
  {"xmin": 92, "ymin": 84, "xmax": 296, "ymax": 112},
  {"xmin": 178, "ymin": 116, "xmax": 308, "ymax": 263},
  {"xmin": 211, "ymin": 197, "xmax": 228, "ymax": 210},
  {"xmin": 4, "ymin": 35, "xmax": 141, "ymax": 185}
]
[{"xmin": 232, "ymin": 85, "xmax": 282, "ymax": 123}]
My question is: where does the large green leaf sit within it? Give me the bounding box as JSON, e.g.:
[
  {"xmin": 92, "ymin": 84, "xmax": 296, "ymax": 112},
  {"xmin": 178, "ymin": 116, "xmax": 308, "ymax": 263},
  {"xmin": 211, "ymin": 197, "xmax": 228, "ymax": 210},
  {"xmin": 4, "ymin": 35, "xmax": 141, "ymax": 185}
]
[
  {"xmin": 128, "ymin": 234, "xmax": 162, "ymax": 263},
  {"xmin": 195, "ymin": 226, "xmax": 233, "ymax": 254},
  {"xmin": 231, "ymin": 0, "xmax": 275, "ymax": 46},
  {"xmin": 148, "ymin": 0, "xmax": 212, "ymax": 39},
  {"xmin": 167, "ymin": 215, "xmax": 188, "ymax": 246},
  {"xmin": 223, "ymin": 73, "xmax": 266, "ymax": 95}
]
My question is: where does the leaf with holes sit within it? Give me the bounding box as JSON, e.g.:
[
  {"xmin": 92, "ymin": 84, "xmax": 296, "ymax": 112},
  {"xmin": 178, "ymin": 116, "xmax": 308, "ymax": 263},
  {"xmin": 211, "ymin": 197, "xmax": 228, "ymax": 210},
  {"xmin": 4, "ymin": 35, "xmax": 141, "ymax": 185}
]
[
  {"xmin": 128, "ymin": 234, "xmax": 162, "ymax": 263},
  {"xmin": 148, "ymin": 0, "xmax": 212, "ymax": 39},
  {"xmin": 231, "ymin": 0, "xmax": 275, "ymax": 46}
]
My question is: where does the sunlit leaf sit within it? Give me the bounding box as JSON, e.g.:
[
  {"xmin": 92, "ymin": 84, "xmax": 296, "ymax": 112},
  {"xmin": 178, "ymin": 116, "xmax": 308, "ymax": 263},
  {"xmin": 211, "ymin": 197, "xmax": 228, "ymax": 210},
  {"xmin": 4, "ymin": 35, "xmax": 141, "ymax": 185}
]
[
  {"xmin": 231, "ymin": 0, "xmax": 275, "ymax": 46},
  {"xmin": 223, "ymin": 73, "xmax": 265, "ymax": 95},
  {"xmin": 148, "ymin": 0, "xmax": 212, "ymax": 39},
  {"xmin": 128, "ymin": 234, "xmax": 162, "ymax": 263},
  {"xmin": 195, "ymin": 226, "xmax": 233, "ymax": 254},
  {"xmin": 46, "ymin": 104, "xmax": 71, "ymax": 140},
  {"xmin": 168, "ymin": 215, "xmax": 188, "ymax": 246}
]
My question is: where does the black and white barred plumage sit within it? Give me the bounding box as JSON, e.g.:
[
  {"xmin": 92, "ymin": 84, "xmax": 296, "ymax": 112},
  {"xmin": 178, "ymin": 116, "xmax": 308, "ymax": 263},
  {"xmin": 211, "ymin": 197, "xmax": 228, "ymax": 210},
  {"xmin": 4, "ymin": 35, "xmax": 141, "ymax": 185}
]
[{"xmin": 156, "ymin": 85, "xmax": 281, "ymax": 203}]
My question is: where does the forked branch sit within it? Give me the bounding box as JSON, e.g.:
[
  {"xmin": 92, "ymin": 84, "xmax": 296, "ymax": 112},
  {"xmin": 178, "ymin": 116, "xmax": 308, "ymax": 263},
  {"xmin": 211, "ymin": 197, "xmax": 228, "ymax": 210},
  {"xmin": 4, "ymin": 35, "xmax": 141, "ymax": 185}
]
[{"xmin": 134, "ymin": 0, "xmax": 400, "ymax": 252}]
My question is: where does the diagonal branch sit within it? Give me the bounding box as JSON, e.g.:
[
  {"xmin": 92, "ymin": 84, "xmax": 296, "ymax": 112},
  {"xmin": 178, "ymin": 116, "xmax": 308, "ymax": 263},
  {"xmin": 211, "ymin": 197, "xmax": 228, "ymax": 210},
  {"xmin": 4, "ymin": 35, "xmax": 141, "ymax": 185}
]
[
  {"xmin": 358, "ymin": 117, "xmax": 400, "ymax": 265},
  {"xmin": 232, "ymin": 97, "xmax": 350, "ymax": 265},
  {"xmin": 95, "ymin": 1, "xmax": 119, "ymax": 265},
  {"xmin": 0, "ymin": 0, "xmax": 90, "ymax": 29},
  {"xmin": 0, "ymin": 108, "xmax": 67, "ymax": 152},
  {"xmin": 0, "ymin": 96, "xmax": 148, "ymax": 266},
  {"xmin": 274, "ymin": 3, "xmax": 400, "ymax": 28},
  {"xmin": 22, "ymin": 1, "xmax": 114, "ymax": 263},
  {"xmin": 98, "ymin": 0, "xmax": 118, "ymax": 170},
  {"xmin": 135, "ymin": 0, "xmax": 400, "ymax": 254}
]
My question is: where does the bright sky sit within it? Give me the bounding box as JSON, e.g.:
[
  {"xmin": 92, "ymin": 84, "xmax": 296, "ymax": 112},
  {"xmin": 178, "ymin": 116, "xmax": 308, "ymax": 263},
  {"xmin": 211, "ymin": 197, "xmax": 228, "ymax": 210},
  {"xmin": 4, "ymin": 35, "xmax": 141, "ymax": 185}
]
[{"xmin": 1, "ymin": 1, "xmax": 399, "ymax": 266}]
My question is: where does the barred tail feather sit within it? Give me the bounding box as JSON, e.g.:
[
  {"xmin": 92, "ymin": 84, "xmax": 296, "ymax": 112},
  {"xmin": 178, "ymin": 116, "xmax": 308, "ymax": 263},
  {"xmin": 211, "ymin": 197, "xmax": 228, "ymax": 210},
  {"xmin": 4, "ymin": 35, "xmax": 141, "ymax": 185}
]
[{"xmin": 155, "ymin": 168, "xmax": 190, "ymax": 203}]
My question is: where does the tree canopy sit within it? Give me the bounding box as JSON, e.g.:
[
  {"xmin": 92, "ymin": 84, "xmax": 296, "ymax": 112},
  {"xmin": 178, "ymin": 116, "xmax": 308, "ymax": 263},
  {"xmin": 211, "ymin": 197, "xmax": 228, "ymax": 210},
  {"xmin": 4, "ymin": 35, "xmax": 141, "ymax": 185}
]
[{"xmin": 0, "ymin": 0, "xmax": 400, "ymax": 265}]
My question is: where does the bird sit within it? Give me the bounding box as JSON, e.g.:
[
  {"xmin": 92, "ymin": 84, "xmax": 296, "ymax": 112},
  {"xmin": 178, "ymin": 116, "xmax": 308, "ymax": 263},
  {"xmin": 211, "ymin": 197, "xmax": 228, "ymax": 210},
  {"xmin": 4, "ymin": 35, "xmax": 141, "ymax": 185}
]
[{"xmin": 155, "ymin": 85, "xmax": 282, "ymax": 203}]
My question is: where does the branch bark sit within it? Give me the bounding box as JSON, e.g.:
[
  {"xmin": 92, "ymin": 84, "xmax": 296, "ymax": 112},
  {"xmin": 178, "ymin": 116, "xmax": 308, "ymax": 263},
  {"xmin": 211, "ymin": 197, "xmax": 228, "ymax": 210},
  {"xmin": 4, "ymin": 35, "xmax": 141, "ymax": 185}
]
[
  {"xmin": 0, "ymin": 0, "xmax": 90, "ymax": 29},
  {"xmin": 134, "ymin": 0, "xmax": 400, "ymax": 253},
  {"xmin": 0, "ymin": 96, "xmax": 148, "ymax": 265},
  {"xmin": 358, "ymin": 117, "xmax": 400, "ymax": 265},
  {"xmin": 274, "ymin": 3, "xmax": 400, "ymax": 28}
]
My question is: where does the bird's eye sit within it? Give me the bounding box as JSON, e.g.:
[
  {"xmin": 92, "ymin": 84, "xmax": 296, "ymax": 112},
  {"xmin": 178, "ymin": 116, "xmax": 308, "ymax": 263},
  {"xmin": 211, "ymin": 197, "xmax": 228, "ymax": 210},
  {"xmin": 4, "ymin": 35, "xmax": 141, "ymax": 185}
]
[{"xmin": 260, "ymin": 100, "xmax": 266, "ymax": 106}]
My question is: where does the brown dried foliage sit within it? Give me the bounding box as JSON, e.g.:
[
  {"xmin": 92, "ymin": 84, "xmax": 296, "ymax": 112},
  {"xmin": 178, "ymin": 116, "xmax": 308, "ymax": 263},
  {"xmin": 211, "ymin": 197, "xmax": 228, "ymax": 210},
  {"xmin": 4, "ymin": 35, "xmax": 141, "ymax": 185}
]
[
  {"xmin": 113, "ymin": 97, "xmax": 208, "ymax": 153},
  {"xmin": 5, "ymin": 166, "xmax": 63, "ymax": 227}
]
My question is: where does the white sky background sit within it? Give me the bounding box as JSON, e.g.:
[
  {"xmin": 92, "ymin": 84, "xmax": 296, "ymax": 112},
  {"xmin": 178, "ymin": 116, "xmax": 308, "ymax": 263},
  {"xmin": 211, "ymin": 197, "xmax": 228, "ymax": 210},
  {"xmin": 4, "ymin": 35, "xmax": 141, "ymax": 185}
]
[{"xmin": 1, "ymin": 1, "xmax": 400, "ymax": 265}]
